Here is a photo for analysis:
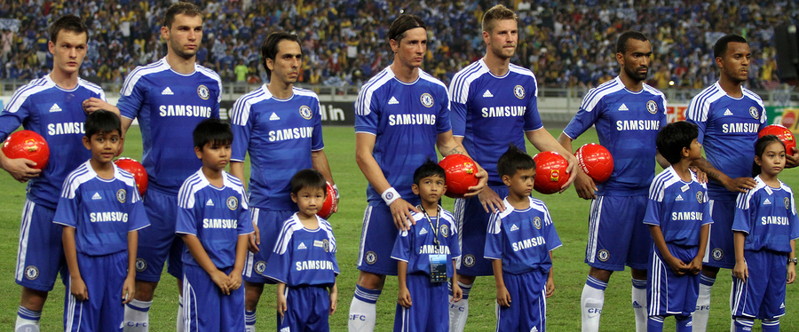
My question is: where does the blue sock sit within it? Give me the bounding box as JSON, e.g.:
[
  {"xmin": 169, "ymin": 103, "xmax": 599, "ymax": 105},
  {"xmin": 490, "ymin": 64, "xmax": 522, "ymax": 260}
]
[
  {"xmin": 354, "ymin": 284, "xmax": 381, "ymax": 304},
  {"xmin": 761, "ymin": 318, "xmax": 779, "ymax": 332},
  {"xmin": 647, "ymin": 315, "xmax": 664, "ymax": 332},
  {"xmin": 733, "ymin": 317, "xmax": 754, "ymax": 332},
  {"xmin": 699, "ymin": 273, "xmax": 715, "ymax": 286},
  {"xmin": 451, "ymin": 281, "xmax": 472, "ymax": 300},
  {"xmin": 245, "ymin": 309, "xmax": 256, "ymax": 327},
  {"xmin": 17, "ymin": 306, "xmax": 41, "ymax": 322},
  {"xmin": 586, "ymin": 275, "xmax": 608, "ymax": 291},
  {"xmin": 675, "ymin": 314, "xmax": 692, "ymax": 332}
]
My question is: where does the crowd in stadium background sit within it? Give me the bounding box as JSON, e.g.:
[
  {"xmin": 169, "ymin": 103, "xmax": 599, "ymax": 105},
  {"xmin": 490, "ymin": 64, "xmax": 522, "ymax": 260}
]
[{"xmin": 0, "ymin": 0, "xmax": 796, "ymax": 89}]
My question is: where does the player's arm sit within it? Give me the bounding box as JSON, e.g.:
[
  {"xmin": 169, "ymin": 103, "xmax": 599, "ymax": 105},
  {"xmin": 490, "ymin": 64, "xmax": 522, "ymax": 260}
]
[
  {"xmin": 690, "ymin": 157, "xmax": 755, "ymax": 193},
  {"xmin": 689, "ymin": 224, "xmax": 710, "ymax": 275},
  {"xmin": 328, "ymin": 280, "xmax": 338, "ymax": 315},
  {"xmin": 491, "ymin": 259, "xmax": 511, "ymax": 307},
  {"xmin": 451, "ymin": 259, "xmax": 463, "ymax": 302},
  {"xmin": 397, "ymin": 260, "xmax": 411, "ymax": 308},
  {"xmin": 787, "ymin": 240, "xmax": 796, "ymax": 284},
  {"xmin": 180, "ymin": 234, "xmax": 231, "ymax": 295},
  {"xmin": 0, "ymin": 148, "xmax": 41, "ymax": 182},
  {"xmin": 62, "ymin": 226, "xmax": 89, "ymax": 301},
  {"xmin": 732, "ymin": 231, "xmax": 748, "ymax": 281},
  {"xmin": 436, "ymin": 130, "xmax": 488, "ymax": 196},
  {"xmin": 312, "ymin": 149, "xmax": 338, "ymax": 213},
  {"xmin": 227, "ymin": 233, "xmax": 249, "ymax": 291},
  {"xmin": 526, "ymin": 128, "xmax": 577, "ymax": 189},
  {"xmin": 355, "ymin": 132, "xmax": 418, "ymax": 230},
  {"xmin": 546, "ymin": 251, "xmax": 555, "ymax": 298},
  {"xmin": 648, "ymin": 224, "xmax": 687, "ymax": 275},
  {"xmin": 119, "ymin": 116, "xmax": 134, "ymax": 158},
  {"xmin": 557, "ymin": 132, "xmax": 596, "ymax": 200},
  {"xmin": 122, "ymin": 230, "xmax": 138, "ymax": 303},
  {"xmin": 276, "ymin": 282, "xmax": 287, "ymax": 317}
]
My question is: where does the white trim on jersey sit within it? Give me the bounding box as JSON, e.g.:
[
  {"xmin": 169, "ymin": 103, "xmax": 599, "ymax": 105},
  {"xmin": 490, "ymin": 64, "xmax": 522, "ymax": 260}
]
[
  {"xmin": 120, "ymin": 59, "xmax": 169, "ymax": 96},
  {"xmin": 357, "ymin": 205, "xmax": 373, "ymax": 267},
  {"xmin": 586, "ymin": 196, "xmax": 605, "ymax": 264},
  {"xmin": 355, "ymin": 68, "xmax": 393, "ymax": 116},
  {"xmin": 685, "ymin": 83, "xmax": 726, "ymax": 123},
  {"xmin": 5, "ymin": 77, "xmax": 51, "ymax": 113},
  {"xmin": 229, "ymin": 85, "xmax": 270, "ymax": 125},
  {"xmin": 15, "ymin": 200, "xmax": 35, "ymax": 282},
  {"xmin": 642, "ymin": 84, "xmax": 668, "ymax": 110},
  {"xmin": 449, "ymin": 60, "xmax": 487, "ymax": 104},
  {"xmin": 508, "ymin": 63, "xmax": 539, "ymax": 98},
  {"xmin": 579, "ymin": 77, "xmax": 624, "ymax": 112}
]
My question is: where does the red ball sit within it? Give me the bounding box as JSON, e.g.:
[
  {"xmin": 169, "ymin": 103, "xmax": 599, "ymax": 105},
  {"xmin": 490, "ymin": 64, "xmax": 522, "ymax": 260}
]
[
  {"xmin": 2, "ymin": 130, "xmax": 49, "ymax": 170},
  {"xmin": 575, "ymin": 143, "xmax": 614, "ymax": 183},
  {"xmin": 439, "ymin": 154, "xmax": 479, "ymax": 198},
  {"xmin": 317, "ymin": 182, "xmax": 336, "ymax": 219},
  {"xmin": 533, "ymin": 151, "xmax": 568, "ymax": 194},
  {"xmin": 758, "ymin": 124, "xmax": 796, "ymax": 153},
  {"xmin": 114, "ymin": 158, "xmax": 148, "ymax": 196}
]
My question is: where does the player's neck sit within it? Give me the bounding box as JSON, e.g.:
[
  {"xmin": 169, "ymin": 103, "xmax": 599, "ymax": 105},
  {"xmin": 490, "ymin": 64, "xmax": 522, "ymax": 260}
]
[
  {"xmin": 201, "ymin": 166, "xmax": 224, "ymax": 187},
  {"xmin": 90, "ymin": 159, "xmax": 115, "ymax": 180},
  {"xmin": 165, "ymin": 52, "xmax": 196, "ymax": 75},
  {"xmin": 718, "ymin": 76, "xmax": 744, "ymax": 98},
  {"xmin": 483, "ymin": 54, "xmax": 510, "ymax": 77},
  {"xmin": 390, "ymin": 62, "xmax": 419, "ymax": 83},
  {"xmin": 49, "ymin": 70, "xmax": 79, "ymax": 90},
  {"xmin": 297, "ymin": 212, "xmax": 320, "ymax": 229},
  {"xmin": 506, "ymin": 193, "xmax": 530, "ymax": 210},
  {"xmin": 267, "ymin": 80, "xmax": 293, "ymax": 99},
  {"xmin": 672, "ymin": 160, "xmax": 693, "ymax": 182},
  {"xmin": 420, "ymin": 201, "xmax": 439, "ymax": 217},
  {"xmin": 759, "ymin": 172, "xmax": 780, "ymax": 188},
  {"xmin": 618, "ymin": 72, "xmax": 644, "ymax": 92}
]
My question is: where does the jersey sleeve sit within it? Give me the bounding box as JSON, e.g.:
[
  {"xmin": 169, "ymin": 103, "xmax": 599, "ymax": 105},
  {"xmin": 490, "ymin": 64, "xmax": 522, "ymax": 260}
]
[
  {"xmin": 0, "ymin": 90, "xmax": 30, "ymax": 140},
  {"xmin": 229, "ymin": 97, "xmax": 253, "ymax": 162},
  {"xmin": 435, "ymin": 88, "xmax": 452, "ymax": 134},
  {"xmin": 264, "ymin": 226, "xmax": 294, "ymax": 283},
  {"xmin": 642, "ymin": 197, "xmax": 663, "ymax": 226},
  {"xmin": 237, "ymin": 194, "xmax": 253, "ymax": 235},
  {"xmin": 562, "ymin": 96, "xmax": 603, "ymax": 140},
  {"xmin": 484, "ymin": 212, "xmax": 503, "ymax": 260},
  {"xmin": 390, "ymin": 229, "xmax": 411, "ymax": 262},
  {"xmin": 732, "ymin": 191, "xmax": 753, "ymax": 234},
  {"xmin": 685, "ymin": 96, "xmax": 709, "ymax": 144},
  {"xmin": 448, "ymin": 220, "xmax": 461, "ymax": 259},
  {"xmin": 52, "ymin": 180, "xmax": 80, "ymax": 228},
  {"xmin": 117, "ymin": 77, "xmax": 145, "ymax": 120},
  {"xmin": 543, "ymin": 208, "xmax": 562, "ymax": 251},
  {"xmin": 127, "ymin": 189, "xmax": 150, "ymax": 231},
  {"xmin": 354, "ymin": 87, "xmax": 379, "ymax": 135},
  {"xmin": 524, "ymin": 81, "xmax": 544, "ymax": 132},
  {"xmin": 701, "ymin": 186, "xmax": 713, "ymax": 226},
  {"xmin": 175, "ymin": 190, "xmax": 198, "ymax": 236},
  {"xmin": 450, "ymin": 101, "xmax": 467, "ymax": 137},
  {"xmin": 311, "ymin": 98, "xmax": 324, "ymax": 151},
  {"xmin": 789, "ymin": 192, "xmax": 799, "ymax": 240}
]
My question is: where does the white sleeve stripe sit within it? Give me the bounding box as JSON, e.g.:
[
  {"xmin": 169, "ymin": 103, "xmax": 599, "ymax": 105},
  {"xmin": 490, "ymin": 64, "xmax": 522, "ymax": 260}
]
[
  {"xmin": 449, "ymin": 62, "xmax": 483, "ymax": 104},
  {"xmin": 120, "ymin": 60, "xmax": 167, "ymax": 96},
  {"xmin": 580, "ymin": 80, "xmax": 622, "ymax": 112},
  {"xmin": 356, "ymin": 69, "xmax": 392, "ymax": 116},
  {"xmin": 6, "ymin": 79, "xmax": 52, "ymax": 113},
  {"xmin": 230, "ymin": 89, "xmax": 268, "ymax": 125}
]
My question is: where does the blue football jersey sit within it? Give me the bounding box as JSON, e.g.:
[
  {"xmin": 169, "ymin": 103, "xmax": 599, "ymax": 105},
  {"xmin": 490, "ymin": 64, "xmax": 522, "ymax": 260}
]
[
  {"xmin": 263, "ymin": 214, "xmax": 339, "ymax": 287},
  {"xmin": 354, "ymin": 67, "xmax": 452, "ymax": 202},
  {"xmin": 0, "ymin": 76, "xmax": 103, "ymax": 208},
  {"xmin": 230, "ymin": 85, "xmax": 324, "ymax": 210},
  {"xmin": 685, "ymin": 82, "xmax": 766, "ymax": 199},
  {"xmin": 643, "ymin": 167, "xmax": 712, "ymax": 247},
  {"xmin": 117, "ymin": 58, "xmax": 222, "ymax": 194},
  {"xmin": 390, "ymin": 207, "xmax": 460, "ymax": 277},
  {"xmin": 733, "ymin": 176, "xmax": 799, "ymax": 253},
  {"xmin": 176, "ymin": 169, "xmax": 253, "ymax": 269},
  {"xmin": 562, "ymin": 77, "xmax": 667, "ymax": 195},
  {"xmin": 449, "ymin": 60, "xmax": 543, "ymax": 185},
  {"xmin": 484, "ymin": 197, "xmax": 562, "ymax": 275},
  {"xmin": 53, "ymin": 160, "xmax": 150, "ymax": 256}
]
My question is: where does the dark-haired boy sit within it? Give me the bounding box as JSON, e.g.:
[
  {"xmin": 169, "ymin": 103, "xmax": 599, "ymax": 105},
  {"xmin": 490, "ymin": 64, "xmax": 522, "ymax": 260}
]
[
  {"xmin": 391, "ymin": 160, "xmax": 462, "ymax": 331},
  {"xmin": 643, "ymin": 121, "xmax": 711, "ymax": 331},
  {"xmin": 485, "ymin": 146, "xmax": 561, "ymax": 331},
  {"xmin": 175, "ymin": 119, "xmax": 252, "ymax": 331},
  {"xmin": 54, "ymin": 110, "xmax": 149, "ymax": 331}
]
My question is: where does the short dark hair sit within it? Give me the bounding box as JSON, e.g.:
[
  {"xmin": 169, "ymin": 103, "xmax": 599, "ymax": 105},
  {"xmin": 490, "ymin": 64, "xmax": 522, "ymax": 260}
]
[
  {"xmin": 290, "ymin": 169, "xmax": 327, "ymax": 195},
  {"xmin": 482, "ymin": 4, "xmax": 517, "ymax": 32},
  {"xmin": 387, "ymin": 14, "xmax": 426, "ymax": 43},
  {"xmin": 616, "ymin": 31, "xmax": 648, "ymax": 54},
  {"xmin": 497, "ymin": 145, "xmax": 536, "ymax": 178},
  {"xmin": 84, "ymin": 110, "xmax": 121, "ymax": 138},
  {"xmin": 752, "ymin": 135, "xmax": 784, "ymax": 176},
  {"xmin": 413, "ymin": 160, "xmax": 446, "ymax": 185},
  {"xmin": 163, "ymin": 2, "xmax": 202, "ymax": 28},
  {"xmin": 656, "ymin": 121, "xmax": 698, "ymax": 164},
  {"xmin": 713, "ymin": 34, "xmax": 748, "ymax": 59},
  {"xmin": 49, "ymin": 15, "xmax": 88, "ymax": 43},
  {"xmin": 261, "ymin": 31, "xmax": 302, "ymax": 78},
  {"xmin": 193, "ymin": 119, "xmax": 232, "ymax": 149}
]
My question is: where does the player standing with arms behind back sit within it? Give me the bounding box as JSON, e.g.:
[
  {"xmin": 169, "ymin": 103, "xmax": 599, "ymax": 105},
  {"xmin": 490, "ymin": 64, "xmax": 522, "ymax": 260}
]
[
  {"xmin": 447, "ymin": 5, "xmax": 575, "ymax": 330},
  {"xmin": 558, "ymin": 31, "xmax": 668, "ymax": 332},
  {"xmin": 116, "ymin": 2, "xmax": 221, "ymax": 331},
  {"xmin": 349, "ymin": 14, "xmax": 486, "ymax": 331}
]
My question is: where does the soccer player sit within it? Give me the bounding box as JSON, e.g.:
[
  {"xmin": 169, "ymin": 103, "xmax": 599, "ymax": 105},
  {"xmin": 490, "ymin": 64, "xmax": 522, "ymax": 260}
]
[
  {"xmin": 0, "ymin": 15, "xmax": 117, "ymax": 332},
  {"xmin": 643, "ymin": 121, "xmax": 711, "ymax": 332},
  {"xmin": 558, "ymin": 31, "xmax": 668, "ymax": 332},
  {"xmin": 228, "ymin": 31, "xmax": 336, "ymax": 332},
  {"xmin": 349, "ymin": 14, "xmax": 486, "ymax": 331},
  {"xmin": 55, "ymin": 110, "xmax": 150, "ymax": 331},
  {"xmin": 485, "ymin": 145, "xmax": 561, "ymax": 332},
  {"xmin": 264, "ymin": 169, "xmax": 339, "ymax": 332},
  {"xmin": 447, "ymin": 6, "xmax": 576, "ymax": 330},
  {"xmin": 684, "ymin": 34, "xmax": 770, "ymax": 332},
  {"xmin": 116, "ymin": 3, "xmax": 222, "ymax": 331},
  {"xmin": 176, "ymin": 119, "xmax": 252, "ymax": 331}
]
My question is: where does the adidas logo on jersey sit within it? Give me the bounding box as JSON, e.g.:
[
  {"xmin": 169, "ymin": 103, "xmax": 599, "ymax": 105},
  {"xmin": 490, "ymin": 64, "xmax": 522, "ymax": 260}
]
[
  {"xmin": 297, "ymin": 242, "xmax": 307, "ymax": 250},
  {"xmin": 206, "ymin": 199, "xmax": 214, "ymax": 206},
  {"xmin": 92, "ymin": 192, "xmax": 102, "ymax": 200},
  {"xmin": 764, "ymin": 198, "xmax": 772, "ymax": 205},
  {"xmin": 618, "ymin": 104, "xmax": 629, "ymax": 111},
  {"xmin": 161, "ymin": 87, "xmax": 174, "ymax": 95},
  {"xmin": 388, "ymin": 96, "xmax": 399, "ymax": 105},
  {"xmin": 419, "ymin": 228, "xmax": 428, "ymax": 235},
  {"xmin": 724, "ymin": 109, "xmax": 733, "ymax": 116},
  {"xmin": 482, "ymin": 90, "xmax": 494, "ymax": 98},
  {"xmin": 49, "ymin": 104, "xmax": 62, "ymax": 112},
  {"xmin": 510, "ymin": 224, "xmax": 519, "ymax": 232},
  {"xmin": 675, "ymin": 194, "xmax": 684, "ymax": 201},
  {"xmin": 269, "ymin": 112, "xmax": 280, "ymax": 121}
]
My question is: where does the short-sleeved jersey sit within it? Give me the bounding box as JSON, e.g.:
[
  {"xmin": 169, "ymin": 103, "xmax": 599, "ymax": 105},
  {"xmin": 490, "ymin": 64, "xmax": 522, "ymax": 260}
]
[
  {"xmin": 685, "ymin": 82, "xmax": 766, "ymax": 199},
  {"xmin": 117, "ymin": 58, "xmax": 222, "ymax": 194},
  {"xmin": 263, "ymin": 214, "xmax": 339, "ymax": 287},
  {"xmin": 449, "ymin": 60, "xmax": 543, "ymax": 185},
  {"xmin": 53, "ymin": 160, "xmax": 150, "ymax": 256},
  {"xmin": 391, "ymin": 207, "xmax": 460, "ymax": 277},
  {"xmin": 176, "ymin": 169, "xmax": 253, "ymax": 269},
  {"xmin": 643, "ymin": 167, "xmax": 712, "ymax": 247},
  {"xmin": 562, "ymin": 77, "xmax": 667, "ymax": 195},
  {"xmin": 733, "ymin": 176, "xmax": 799, "ymax": 253},
  {"xmin": 230, "ymin": 85, "xmax": 324, "ymax": 210},
  {"xmin": 484, "ymin": 197, "xmax": 562, "ymax": 275},
  {"xmin": 354, "ymin": 67, "xmax": 451, "ymax": 201},
  {"xmin": 0, "ymin": 76, "xmax": 104, "ymax": 208}
]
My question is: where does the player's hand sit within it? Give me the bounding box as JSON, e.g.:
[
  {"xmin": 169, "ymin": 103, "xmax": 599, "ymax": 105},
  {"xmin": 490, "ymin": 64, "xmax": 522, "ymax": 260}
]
[
  {"xmin": 545, "ymin": 276, "xmax": 555, "ymax": 298},
  {"xmin": 496, "ymin": 286, "xmax": 511, "ymax": 307},
  {"xmin": 687, "ymin": 256, "xmax": 703, "ymax": 275},
  {"xmin": 122, "ymin": 275, "xmax": 135, "ymax": 304},
  {"xmin": 560, "ymin": 152, "xmax": 578, "ymax": 192},
  {"xmin": 464, "ymin": 168, "xmax": 488, "ymax": 197},
  {"xmin": 227, "ymin": 271, "xmax": 242, "ymax": 291},
  {"xmin": 785, "ymin": 147, "xmax": 799, "ymax": 168},
  {"xmin": 389, "ymin": 198, "xmax": 418, "ymax": 231},
  {"xmin": 248, "ymin": 220, "xmax": 260, "ymax": 253},
  {"xmin": 787, "ymin": 262, "xmax": 796, "ymax": 284},
  {"xmin": 723, "ymin": 177, "xmax": 756, "ymax": 193},
  {"xmin": 277, "ymin": 292, "xmax": 288, "ymax": 318},
  {"xmin": 664, "ymin": 255, "xmax": 688, "ymax": 276},
  {"xmin": 689, "ymin": 166, "xmax": 708, "ymax": 184},
  {"xmin": 1, "ymin": 157, "xmax": 42, "ymax": 182},
  {"xmin": 478, "ymin": 186, "xmax": 505, "ymax": 213},
  {"xmin": 733, "ymin": 260, "xmax": 748, "ymax": 281},
  {"xmin": 573, "ymin": 170, "xmax": 597, "ymax": 200},
  {"xmin": 210, "ymin": 270, "xmax": 231, "ymax": 295},
  {"xmin": 329, "ymin": 286, "xmax": 338, "ymax": 315},
  {"xmin": 451, "ymin": 281, "xmax": 463, "ymax": 302},
  {"xmin": 82, "ymin": 97, "xmax": 120, "ymax": 116},
  {"xmin": 332, "ymin": 196, "xmax": 339, "ymax": 214},
  {"xmin": 70, "ymin": 276, "xmax": 89, "ymax": 301},
  {"xmin": 397, "ymin": 286, "xmax": 412, "ymax": 308}
]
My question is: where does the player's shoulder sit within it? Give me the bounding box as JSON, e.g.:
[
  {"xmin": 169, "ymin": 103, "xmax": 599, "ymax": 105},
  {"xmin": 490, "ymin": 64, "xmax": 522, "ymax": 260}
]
[
  {"xmin": 580, "ymin": 77, "xmax": 625, "ymax": 110},
  {"xmin": 451, "ymin": 60, "xmax": 487, "ymax": 86},
  {"xmin": 689, "ymin": 83, "xmax": 726, "ymax": 105},
  {"xmin": 741, "ymin": 86, "xmax": 764, "ymax": 104},
  {"xmin": 64, "ymin": 161, "xmax": 94, "ymax": 185},
  {"xmin": 113, "ymin": 166, "xmax": 137, "ymax": 187},
  {"xmin": 642, "ymin": 83, "xmax": 666, "ymax": 100},
  {"xmin": 508, "ymin": 63, "xmax": 536, "ymax": 80},
  {"xmin": 121, "ymin": 59, "xmax": 170, "ymax": 92},
  {"xmin": 5, "ymin": 77, "xmax": 53, "ymax": 111},
  {"xmin": 223, "ymin": 172, "xmax": 245, "ymax": 190},
  {"xmin": 292, "ymin": 86, "xmax": 320, "ymax": 100},
  {"xmin": 77, "ymin": 77, "xmax": 104, "ymax": 95},
  {"xmin": 418, "ymin": 69, "xmax": 448, "ymax": 92},
  {"xmin": 651, "ymin": 166, "xmax": 681, "ymax": 192},
  {"xmin": 178, "ymin": 169, "xmax": 207, "ymax": 197},
  {"xmin": 235, "ymin": 84, "xmax": 270, "ymax": 104},
  {"xmin": 195, "ymin": 63, "xmax": 222, "ymax": 83},
  {"xmin": 359, "ymin": 67, "xmax": 395, "ymax": 94},
  {"xmin": 528, "ymin": 196, "xmax": 550, "ymax": 214}
]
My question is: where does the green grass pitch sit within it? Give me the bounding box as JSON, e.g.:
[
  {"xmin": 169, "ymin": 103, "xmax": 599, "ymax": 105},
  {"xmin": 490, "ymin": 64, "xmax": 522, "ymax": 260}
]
[{"xmin": 1, "ymin": 126, "xmax": 797, "ymax": 331}]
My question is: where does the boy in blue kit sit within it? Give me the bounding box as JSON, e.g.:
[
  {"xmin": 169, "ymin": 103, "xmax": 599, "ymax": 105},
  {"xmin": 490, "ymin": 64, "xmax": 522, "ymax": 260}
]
[
  {"xmin": 643, "ymin": 121, "xmax": 712, "ymax": 332},
  {"xmin": 391, "ymin": 161, "xmax": 462, "ymax": 332},
  {"xmin": 264, "ymin": 169, "xmax": 339, "ymax": 331},
  {"xmin": 730, "ymin": 135, "xmax": 799, "ymax": 332},
  {"xmin": 54, "ymin": 110, "xmax": 150, "ymax": 331},
  {"xmin": 485, "ymin": 146, "xmax": 562, "ymax": 332},
  {"xmin": 176, "ymin": 119, "xmax": 253, "ymax": 331}
]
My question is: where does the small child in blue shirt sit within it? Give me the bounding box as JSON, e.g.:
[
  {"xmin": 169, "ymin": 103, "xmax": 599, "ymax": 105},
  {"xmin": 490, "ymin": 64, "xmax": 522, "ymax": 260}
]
[
  {"xmin": 175, "ymin": 119, "xmax": 253, "ymax": 331},
  {"xmin": 643, "ymin": 121, "xmax": 711, "ymax": 331},
  {"xmin": 54, "ymin": 110, "xmax": 150, "ymax": 331},
  {"xmin": 391, "ymin": 160, "xmax": 462, "ymax": 332},
  {"xmin": 485, "ymin": 146, "xmax": 562, "ymax": 332}
]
